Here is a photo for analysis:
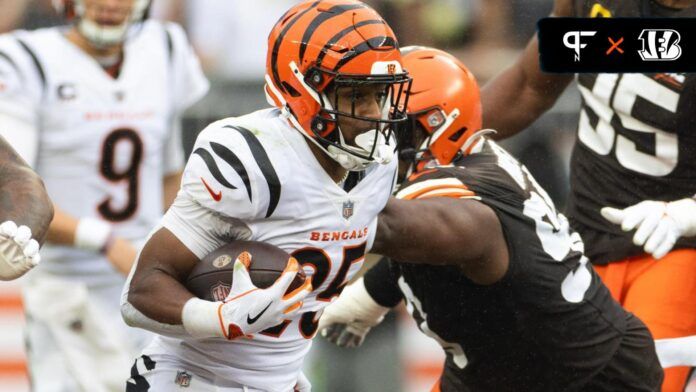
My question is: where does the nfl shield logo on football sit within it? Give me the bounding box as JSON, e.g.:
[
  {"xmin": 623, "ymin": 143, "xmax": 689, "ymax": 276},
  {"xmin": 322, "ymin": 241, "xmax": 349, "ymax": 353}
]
[
  {"xmin": 342, "ymin": 200, "xmax": 354, "ymax": 220},
  {"xmin": 175, "ymin": 370, "xmax": 192, "ymax": 387},
  {"xmin": 211, "ymin": 282, "xmax": 231, "ymax": 301},
  {"xmin": 213, "ymin": 254, "xmax": 232, "ymax": 268}
]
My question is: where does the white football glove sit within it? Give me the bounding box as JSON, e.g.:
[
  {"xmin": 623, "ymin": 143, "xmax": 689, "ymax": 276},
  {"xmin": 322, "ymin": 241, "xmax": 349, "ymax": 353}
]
[
  {"xmin": 0, "ymin": 220, "xmax": 41, "ymax": 281},
  {"xmin": 182, "ymin": 252, "xmax": 312, "ymax": 340},
  {"xmin": 318, "ymin": 277, "xmax": 390, "ymax": 348},
  {"xmin": 601, "ymin": 198, "xmax": 696, "ymax": 260}
]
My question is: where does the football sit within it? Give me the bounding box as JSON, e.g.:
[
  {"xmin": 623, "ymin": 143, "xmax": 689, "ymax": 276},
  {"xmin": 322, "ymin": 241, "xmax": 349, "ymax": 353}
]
[{"xmin": 186, "ymin": 240, "xmax": 306, "ymax": 302}]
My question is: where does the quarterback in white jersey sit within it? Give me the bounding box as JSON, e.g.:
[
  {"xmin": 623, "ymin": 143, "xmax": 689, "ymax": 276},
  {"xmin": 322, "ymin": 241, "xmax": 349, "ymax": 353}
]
[
  {"xmin": 122, "ymin": 1, "xmax": 411, "ymax": 391},
  {"xmin": 0, "ymin": 0, "xmax": 209, "ymax": 390}
]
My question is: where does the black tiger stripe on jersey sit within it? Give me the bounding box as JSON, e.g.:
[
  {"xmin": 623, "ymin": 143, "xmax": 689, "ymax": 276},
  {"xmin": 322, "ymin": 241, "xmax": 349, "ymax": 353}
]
[
  {"xmin": 210, "ymin": 141, "xmax": 252, "ymax": 202},
  {"xmin": 126, "ymin": 355, "xmax": 156, "ymax": 392},
  {"xmin": 225, "ymin": 125, "xmax": 281, "ymax": 218},
  {"xmin": 271, "ymin": 1, "xmax": 320, "ymax": 94},
  {"xmin": 192, "ymin": 147, "xmax": 238, "ymax": 190},
  {"xmin": 0, "ymin": 51, "xmax": 20, "ymax": 77},
  {"xmin": 14, "ymin": 38, "xmax": 45, "ymax": 92},
  {"xmin": 333, "ymin": 36, "xmax": 397, "ymax": 72},
  {"xmin": 315, "ymin": 19, "xmax": 385, "ymax": 67},
  {"xmin": 299, "ymin": 3, "xmax": 368, "ymax": 62},
  {"xmin": 163, "ymin": 26, "xmax": 174, "ymax": 63}
]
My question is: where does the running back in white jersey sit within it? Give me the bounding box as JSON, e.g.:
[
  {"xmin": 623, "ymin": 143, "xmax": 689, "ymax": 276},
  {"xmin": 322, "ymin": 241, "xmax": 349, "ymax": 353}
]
[
  {"xmin": 152, "ymin": 108, "xmax": 397, "ymax": 391},
  {"xmin": 0, "ymin": 21, "xmax": 209, "ymax": 284}
]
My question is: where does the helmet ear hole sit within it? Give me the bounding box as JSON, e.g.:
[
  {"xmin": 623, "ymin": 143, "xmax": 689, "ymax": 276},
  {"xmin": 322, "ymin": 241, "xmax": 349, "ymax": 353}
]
[
  {"xmin": 412, "ymin": 121, "xmax": 429, "ymax": 148},
  {"xmin": 449, "ymin": 128, "xmax": 467, "ymax": 142},
  {"xmin": 282, "ymin": 82, "xmax": 302, "ymax": 98}
]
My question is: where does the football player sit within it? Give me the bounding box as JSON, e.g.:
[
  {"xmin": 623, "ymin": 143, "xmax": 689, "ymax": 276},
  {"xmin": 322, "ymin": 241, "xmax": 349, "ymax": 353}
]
[
  {"xmin": 319, "ymin": 46, "xmax": 663, "ymax": 391},
  {"xmin": 0, "ymin": 0, "xmax": 209, "ymax": 390},
  {"xmin": 481, "ymin": 1, "xmax": 696, "ymax": 390},
  {"xmin": 121, "ymin": 1, "xmax": 411, "ymax": 390},
  {"xmin": 0, "ymin": 136, "xmax": 52, "ymax": 281}
]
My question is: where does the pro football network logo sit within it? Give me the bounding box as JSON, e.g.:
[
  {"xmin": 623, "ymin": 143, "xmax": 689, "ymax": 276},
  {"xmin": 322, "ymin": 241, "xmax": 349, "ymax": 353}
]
[
  {"xmin": 638, "ymin": 29, "xmax": 682, "ymax": 61},
  {"xmin": 563, "ymin": 31, "xmax": 597, "ymax": 61}
]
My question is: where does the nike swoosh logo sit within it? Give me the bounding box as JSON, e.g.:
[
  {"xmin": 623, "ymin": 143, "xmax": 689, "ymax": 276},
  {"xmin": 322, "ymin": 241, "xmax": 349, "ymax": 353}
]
[
  {"xmin": 201, "ymin": 177, "xmax": 222, "ymax": 201},
  {"xmin": 247, "ymin": 301, "xmax": 272, "ymax": 325}
]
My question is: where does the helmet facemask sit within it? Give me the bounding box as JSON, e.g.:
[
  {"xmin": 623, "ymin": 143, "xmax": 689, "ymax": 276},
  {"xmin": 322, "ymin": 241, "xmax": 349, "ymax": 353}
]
[{"xmin": 292, "ymin": 64, "xmax": 412, "ymax": 171}]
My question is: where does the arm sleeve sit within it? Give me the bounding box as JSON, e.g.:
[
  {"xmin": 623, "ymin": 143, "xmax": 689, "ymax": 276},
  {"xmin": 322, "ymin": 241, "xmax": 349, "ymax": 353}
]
[{"xmin": 363, "ymin": 257, "xmax": 404, "ymax": 308}]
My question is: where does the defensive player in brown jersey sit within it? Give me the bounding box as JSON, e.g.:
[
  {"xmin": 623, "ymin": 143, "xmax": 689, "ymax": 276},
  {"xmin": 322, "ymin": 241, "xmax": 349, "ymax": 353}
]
[
  {"xmin": 318, "ymin": 46, "xmax": 663, "ymax": 392},
  {"xmin": 481, "ymin": 1, "xmax": 696, "ymax": 390}
]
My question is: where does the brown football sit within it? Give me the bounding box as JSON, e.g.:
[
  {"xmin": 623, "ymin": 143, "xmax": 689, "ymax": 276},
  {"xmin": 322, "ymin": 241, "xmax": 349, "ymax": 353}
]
[{"xmin": 186, "ymin": 240, "xmax": 306, "ymax": 302}]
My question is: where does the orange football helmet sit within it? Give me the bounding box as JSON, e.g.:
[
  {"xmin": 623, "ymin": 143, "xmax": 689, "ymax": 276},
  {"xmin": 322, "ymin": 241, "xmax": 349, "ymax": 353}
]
[
  {"xmin": 398, "ymin": 46, "xmax": 482, "ymax": 173},
  {"xmin": 52, "ymin": 0, "xmax": 151, "ymax": 48},
  {"xmin": 265, "ymin": 0, "xmax": 411, "ymax": 171}
]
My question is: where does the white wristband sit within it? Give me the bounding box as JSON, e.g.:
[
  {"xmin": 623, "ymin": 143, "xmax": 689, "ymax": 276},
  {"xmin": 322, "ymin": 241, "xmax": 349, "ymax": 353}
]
[
  {"xmin": 181, "ymin": 297, "xmax": 224, "ymax": 339},
  {"xmin": 74, "ymin": 217, "xmax": 112, "ymax": 253},
  {"xmin": 343, "ymin": 278, "xmax": 390, "ymax": 324}
]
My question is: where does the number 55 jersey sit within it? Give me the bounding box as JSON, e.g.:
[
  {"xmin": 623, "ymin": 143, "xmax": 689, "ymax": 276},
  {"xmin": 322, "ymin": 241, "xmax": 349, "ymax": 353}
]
[
  {"xmin": 0, "ymin": 21, "xmax": 209, "ymax": 284},
  {"xmin": 567, "ymin": 1, "xmax": 696, "ymax": 265}
]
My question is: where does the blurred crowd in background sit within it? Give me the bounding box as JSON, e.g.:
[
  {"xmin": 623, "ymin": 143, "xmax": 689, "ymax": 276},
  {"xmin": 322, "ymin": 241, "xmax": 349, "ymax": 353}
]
[{"xmin": 0, "ymin": 1, "xmax": 580, "ymax": 391}]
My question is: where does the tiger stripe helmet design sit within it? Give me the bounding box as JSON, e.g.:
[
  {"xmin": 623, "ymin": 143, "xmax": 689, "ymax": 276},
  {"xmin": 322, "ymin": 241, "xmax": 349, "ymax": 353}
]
[
  {"xmin": 398, "ymin": 46, "xmax": 482, "ymax": 173},
  {"xmin": 265, "ymin": 0, "xmax": 412, "ymax": 171}
]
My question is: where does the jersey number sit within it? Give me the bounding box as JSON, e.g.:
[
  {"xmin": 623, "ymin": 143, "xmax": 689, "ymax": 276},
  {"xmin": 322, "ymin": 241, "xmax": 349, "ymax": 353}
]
[
  {"xmin": 577, "ymin": 73, "xmax": 679, "ymax": 176},
  {"xmin": 489, "ymin": 142, "xmax": 592, "ymax": 303},
  {"xmin": 260, "ymin": 242, "xmax": 367, "ymax": 339},
  {"xmin": 98, "ymin": 128, "xmax": 143, "ymax": 221},
  {"xmin": 399, "ymin": 277, "xmax": 469, "ymax": 369}
]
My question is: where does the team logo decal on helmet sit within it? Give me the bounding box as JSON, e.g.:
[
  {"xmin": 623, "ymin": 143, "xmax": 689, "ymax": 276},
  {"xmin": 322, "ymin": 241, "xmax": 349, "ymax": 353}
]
[
  {"xmin": 265, "ymin": 0, "xmax": 412, "ymax": 171},
  {"xmin": 397, "ymin": 46, "xmax": 483, "ymax": 174},
  {"xmin": 53, "ymin": 0, "xmax": 151, "ymax": 48}
]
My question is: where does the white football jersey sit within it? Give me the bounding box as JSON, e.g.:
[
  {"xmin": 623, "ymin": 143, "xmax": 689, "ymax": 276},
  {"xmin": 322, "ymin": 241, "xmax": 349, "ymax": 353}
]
[
  {"xmin": 150, "ymin": 108, "xmax": 397, "ymax": 391},
  {"xmin": 0, "ymin": 21, "xmax": 209, "ymax": 285}
]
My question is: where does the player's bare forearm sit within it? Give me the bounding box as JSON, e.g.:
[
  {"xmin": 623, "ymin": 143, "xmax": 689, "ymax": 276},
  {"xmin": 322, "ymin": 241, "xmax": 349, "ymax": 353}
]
[
  {"xmin": 0, "ymin": 137, "xmax": 53, "ymax": 243},
  {"xmin": 45, "ymin": 207, "xmax": 78, "ymax": 245},
  {"xmin": 482, "ymin": 36, "xmax": 573, "ymax": 140},
  {"xmin": 128, "ymin": 227, "xmax": 199, "ymax": 325},
  {"xmin": 374, "ymin": 197, "xmax": 504, "ymax": 266},
  {"xmin": 482, "ymin": 0, "xmax": 574, "ymax": 140}
]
